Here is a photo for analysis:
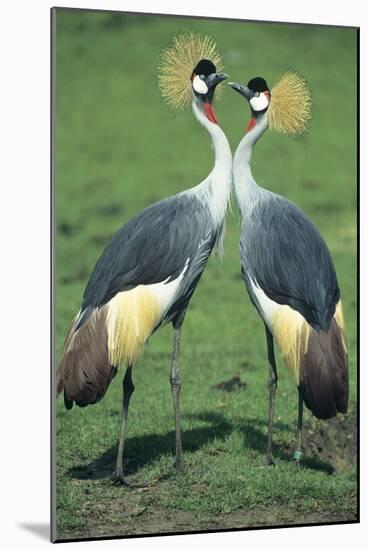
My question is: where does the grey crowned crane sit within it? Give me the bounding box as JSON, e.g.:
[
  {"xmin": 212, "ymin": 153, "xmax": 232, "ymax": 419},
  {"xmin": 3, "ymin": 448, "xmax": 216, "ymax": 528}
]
[
  {"xmin": 229, "ymin": 73, "xmax": 348, "ymax": 465},
  {"xmin": 56, "ymin": 34, "xmax": 232, "ymax": 485}
]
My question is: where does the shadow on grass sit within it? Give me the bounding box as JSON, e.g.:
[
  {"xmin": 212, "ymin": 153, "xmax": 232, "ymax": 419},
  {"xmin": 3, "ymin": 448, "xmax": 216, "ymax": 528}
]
[
  {"xmin": 67, "ymin": 411, "xmax": 334, "ymax": 480},
  {"xmin": 237, "ymin": 417, "xmax": 335, "ymax": 474},
  {"xmin": 67, "ymin": 411, "xmax": 233, "ymax": 480}
]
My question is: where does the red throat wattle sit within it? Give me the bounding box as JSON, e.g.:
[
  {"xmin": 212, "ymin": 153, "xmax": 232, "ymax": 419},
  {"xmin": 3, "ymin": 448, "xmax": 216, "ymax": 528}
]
[
  {"xmin": 204, "ymin": 103, "xmax": 218, "ymax": 124},
  {"xmin": 245, "ymin": 118, "xmax": 256, "ymax": 133}
]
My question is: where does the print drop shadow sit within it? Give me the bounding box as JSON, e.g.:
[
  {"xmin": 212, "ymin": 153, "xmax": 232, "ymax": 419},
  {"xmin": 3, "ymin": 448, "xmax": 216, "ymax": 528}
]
[
  {"xmin": 67, "ymin": 410, "xmax": 233, "ymax": 480},
  {"xmin": 18, "ymin": 523, "xmax": 49, "ymax": 541}
]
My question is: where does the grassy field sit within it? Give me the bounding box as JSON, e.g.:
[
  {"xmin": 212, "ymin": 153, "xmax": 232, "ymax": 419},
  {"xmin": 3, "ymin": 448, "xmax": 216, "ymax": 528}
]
[{"xmin": 54, "ymin": 9, "xmax": 358, "ymax": 540}]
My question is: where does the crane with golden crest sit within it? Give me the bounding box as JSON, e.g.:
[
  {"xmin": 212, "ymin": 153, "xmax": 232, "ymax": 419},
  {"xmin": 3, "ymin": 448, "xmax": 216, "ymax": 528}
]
[
  {"xmin": 229, "ymin": 73, "xmax": 348, "ymax": 465},
  {"xmin": 56, "ymin": 33, "xmax": 232, "ymax": 485}
]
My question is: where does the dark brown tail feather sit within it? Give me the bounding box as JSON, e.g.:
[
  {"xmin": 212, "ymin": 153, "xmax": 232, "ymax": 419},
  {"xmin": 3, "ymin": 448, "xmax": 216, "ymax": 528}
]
[
  {"xmin": 300, "ymin": 318, "xmax": 348, "ymax": 420},
  {"xmin": 56, "ymin": 307, "xmax": 117, "ymax": 408}
]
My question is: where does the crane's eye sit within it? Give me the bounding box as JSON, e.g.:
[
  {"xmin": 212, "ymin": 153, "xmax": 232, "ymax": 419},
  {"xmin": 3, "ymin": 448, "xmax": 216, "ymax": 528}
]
[
  {"xmin": 255, "ymin": 92, "xmax": 260, "ymax": 97},
  {"xmin": 200, "ymin": 75, "xmax": 205, "ymax": 80}
]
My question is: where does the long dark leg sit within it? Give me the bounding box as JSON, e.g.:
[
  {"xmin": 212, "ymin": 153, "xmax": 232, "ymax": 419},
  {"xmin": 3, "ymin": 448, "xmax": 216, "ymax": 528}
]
[
  {"xmin": 265, "ymin": 325, "xmax": 278, "ymax": 465},
  {"xmin": 170, "ymin": 327, "xmax": 183, "ymax": 468},
  {"xmin": 112, "ymin": 366, "xmax": 135, "ymax": 485},
  {"xmin": 294, "ymin": 387, "xmax": 304, "ymax": 467}
]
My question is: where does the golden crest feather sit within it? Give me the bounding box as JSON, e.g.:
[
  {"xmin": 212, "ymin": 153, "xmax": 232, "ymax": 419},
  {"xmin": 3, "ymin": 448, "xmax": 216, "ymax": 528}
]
[
  {"xmin": 269, "ymin": 71, "xmax": 312, "ymax": 135},
  {"xmin": 158, "ymin": 32, "xmax": 224, "ymax": 111}
]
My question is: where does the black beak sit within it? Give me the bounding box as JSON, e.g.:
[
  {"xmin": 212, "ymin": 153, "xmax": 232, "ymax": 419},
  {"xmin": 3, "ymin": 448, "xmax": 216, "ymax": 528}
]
[
  {"xmin": 207, "ymin": 72, "xmax": 229, "ymax": 89},
  {"xmin": 228, "ymin": 82, "xmax": 254, "ymax": 100}
]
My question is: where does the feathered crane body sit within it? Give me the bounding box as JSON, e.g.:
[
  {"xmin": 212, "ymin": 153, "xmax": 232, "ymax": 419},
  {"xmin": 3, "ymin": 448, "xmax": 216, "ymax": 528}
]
[
  {"xmin": 229, "ymin": 73, "xmax": 348, "ymax": 464},
  {"xmin": 57, "ymin": 33, "xmax": 232, "ymax": 484}
]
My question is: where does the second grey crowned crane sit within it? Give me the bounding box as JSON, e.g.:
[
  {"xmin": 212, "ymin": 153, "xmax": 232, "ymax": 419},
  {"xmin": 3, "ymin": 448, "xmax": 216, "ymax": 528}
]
[
  {"xmin": 229, "ymin": 74, "xmax": 348, "ymax": 466},
  {"xmin": 56, "ymin": 34, "xmax": 232, "ymax": 485}
]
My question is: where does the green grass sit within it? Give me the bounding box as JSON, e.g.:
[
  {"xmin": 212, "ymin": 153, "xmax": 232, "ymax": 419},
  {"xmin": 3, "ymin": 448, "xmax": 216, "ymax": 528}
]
[{"xmin": 54, "ymin": 9, "xmax": 357, "ymax": 540}]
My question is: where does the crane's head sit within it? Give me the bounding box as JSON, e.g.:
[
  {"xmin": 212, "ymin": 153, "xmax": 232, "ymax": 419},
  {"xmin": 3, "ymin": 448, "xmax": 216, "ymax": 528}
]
[
  {"xmin": 229, "ymin": 72, "xmax": 312, "ymax": 135},
  {"xmin": 191, "ymin": 59, "xmax": 228, "ymax": 123},
  {"xmin": 159, "ymin": 33, "xmax": 227, "ymax": 123},
  {"xmin": 229, "ymin": 77, "xmax": 271, "ymax": 132}
]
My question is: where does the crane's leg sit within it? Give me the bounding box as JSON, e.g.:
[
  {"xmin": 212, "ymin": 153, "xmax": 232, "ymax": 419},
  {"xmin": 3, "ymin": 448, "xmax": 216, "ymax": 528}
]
[
  {"xmin": 265, "ymin": 325, "xmax": 278, "ymax": 465},
  {"xmin": 294, "ymin": 387, "xmax": 304, "ymax": 468},
  {"xmin": 170, "ymin": 326, "xmax": 183, "ymax": 468},
  {"xmin": 112, "ymin": 365, "xmax": 135, "ymax": 485}
]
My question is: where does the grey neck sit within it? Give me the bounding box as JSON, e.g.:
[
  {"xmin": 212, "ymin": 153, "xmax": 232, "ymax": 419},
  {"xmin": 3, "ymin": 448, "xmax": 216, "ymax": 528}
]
[{"xmin": 233, "ymin": 111, "xmax": 269, "ymax": 215}]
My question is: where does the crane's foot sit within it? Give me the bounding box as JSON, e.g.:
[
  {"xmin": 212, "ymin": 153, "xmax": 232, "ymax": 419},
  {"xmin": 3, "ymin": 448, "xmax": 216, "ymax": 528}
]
[
  {"xmin": 111, "ymin": 468, "xmax": 131, "ymax": 487},
  {"xmin": 171, "ymin": 457, "xmax": 186, "ymax": 471},
  {"xmin": 264, "ymin": 454, "xmax": 277, "ymax": 466},
  {"xmin": 293, "ymin": 450, "xmax": 303, "ymax": 469}
]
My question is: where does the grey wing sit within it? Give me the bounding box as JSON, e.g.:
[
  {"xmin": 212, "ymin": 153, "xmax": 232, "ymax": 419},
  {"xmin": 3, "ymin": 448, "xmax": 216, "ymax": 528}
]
[
  {"xmin": 78, "ymin": 193, "xmax": 217, "ymax": 327},
  {"xmin": 241, "ymin": 195, "xmax": 340, "ymax": 331},
  {"xmin": 164, "ymin": 222, "xmax": 217, "ymax": 325}
]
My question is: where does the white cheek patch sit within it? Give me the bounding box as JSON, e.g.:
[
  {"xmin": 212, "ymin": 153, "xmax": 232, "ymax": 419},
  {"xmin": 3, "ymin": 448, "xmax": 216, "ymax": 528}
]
[
  {"xmin": 192, "ymin": 75, "xmax": 209, "ymax": 95},
  {"xmin": 250, "ymin": 93, "xmax": 269, "ymax": 112}
]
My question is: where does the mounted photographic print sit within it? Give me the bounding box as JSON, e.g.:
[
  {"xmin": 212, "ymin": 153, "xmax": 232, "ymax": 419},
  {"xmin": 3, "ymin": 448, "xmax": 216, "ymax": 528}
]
[{"xmin": 51, "ymin": 7, "xmax": 358, "ymax": 542}]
